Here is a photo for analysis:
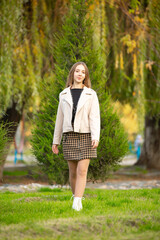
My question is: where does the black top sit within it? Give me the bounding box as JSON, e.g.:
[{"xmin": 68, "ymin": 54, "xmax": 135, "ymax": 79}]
[{"xmin": 70, "ymin": 88, "xmax": 83, "ymax": 124}]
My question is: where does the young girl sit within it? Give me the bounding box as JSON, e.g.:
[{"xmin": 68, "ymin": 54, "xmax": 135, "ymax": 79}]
[{"xmin": 52, "ymin": 62, "xmax": 100, "ymax": 211}]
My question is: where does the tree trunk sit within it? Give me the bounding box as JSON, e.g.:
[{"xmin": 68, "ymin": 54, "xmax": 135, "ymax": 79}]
[
  {"xmin": 135, "ymin": 115, "xmax": 160, "ymax": 169},
  {"xmin": 0, "ymin": 161, "xmax": 5, "ymax": 184},
  {"xmin": 0, "ymin": 101, "xmax": 23, "ymax": 183}
]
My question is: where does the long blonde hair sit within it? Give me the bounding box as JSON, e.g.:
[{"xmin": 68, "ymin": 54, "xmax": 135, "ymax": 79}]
[{"xmin": 66, "ymin": 62, "xmax": 91, "ymax": 88}]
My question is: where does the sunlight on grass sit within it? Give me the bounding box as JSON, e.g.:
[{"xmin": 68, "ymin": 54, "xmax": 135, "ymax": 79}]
[
  {"xmin": 0, "ymin": 189, "xmax": 159, "ymax": 240},
  {"xmin": 38, "ymin": 187, "xmax": 63, "ymax": 192}
]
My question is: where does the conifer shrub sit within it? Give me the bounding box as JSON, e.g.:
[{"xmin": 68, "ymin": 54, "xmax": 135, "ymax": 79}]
[
  {"xmin": 88, "ymin": 92, "xmax": 128, "ymax": 181},
  {"xmin": 31, "ymin": 87, "xmax": 69, "ymax": 185}
]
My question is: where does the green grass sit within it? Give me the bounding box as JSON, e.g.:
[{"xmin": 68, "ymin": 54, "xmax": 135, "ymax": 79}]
[
  {"xmin": 3, "ymin": 170, "xmax": 28, "ymax": 176},
  {"xmin": 3, "ymin": 166, "xmax": 48, "ymax": 182},
  {"xmin": 0, "ymin": 188, "xmax": 160, "ymax": 240}
]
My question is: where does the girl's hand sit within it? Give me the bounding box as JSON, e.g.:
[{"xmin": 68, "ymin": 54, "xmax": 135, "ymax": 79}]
[
  {"xmin": 52, "ymin": 144, "xmax": 59, "ymax": 154},
  {"xmin": 91, "ymin": 140, "xmax": 99, "ymax": 149}
]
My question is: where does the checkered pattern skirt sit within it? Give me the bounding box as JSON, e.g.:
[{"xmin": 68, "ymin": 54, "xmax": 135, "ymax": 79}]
[{"xmin": 62, "ymin": 132, "xmax": 97, "ymax": 161}]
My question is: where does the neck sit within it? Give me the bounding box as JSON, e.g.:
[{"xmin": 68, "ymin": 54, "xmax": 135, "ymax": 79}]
[{"xmin": 72, "ymin": 83, "xmax": 84, "ymax": 89}]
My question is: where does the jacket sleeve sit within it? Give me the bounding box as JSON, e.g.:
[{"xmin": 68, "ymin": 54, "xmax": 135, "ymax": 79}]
[
  {"xmin": 52, "ymin": 94, "xmax": 64, "ymax": 145},
  {"xmin": 89, "ymin": 91, "xmax": 100, "ymax": 142}
]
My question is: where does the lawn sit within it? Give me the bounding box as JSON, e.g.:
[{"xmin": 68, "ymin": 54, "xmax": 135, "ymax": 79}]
[{"xmin": 0, "ymin": 188, "xmax": 160, "ymax": 240}]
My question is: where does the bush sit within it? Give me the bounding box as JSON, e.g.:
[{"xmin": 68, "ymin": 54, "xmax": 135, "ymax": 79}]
[
  {"xmin": 88, "ymin": 93, "xmax": 128, "ymax": 181},
  {"xmin": 30, "ymin": 89, "xmax": 69, "ymax": 185}
]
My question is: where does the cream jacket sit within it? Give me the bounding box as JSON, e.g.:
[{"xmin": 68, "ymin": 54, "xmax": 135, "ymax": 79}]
[{"xmin": 52, "ymin": 86, "xmax": 100, "ymax": 145}]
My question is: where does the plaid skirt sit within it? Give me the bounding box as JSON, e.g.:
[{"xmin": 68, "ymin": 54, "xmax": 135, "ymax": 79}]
[{"xmin": 62, "ymin": 132, "xmax": 97, "ymax": 161}]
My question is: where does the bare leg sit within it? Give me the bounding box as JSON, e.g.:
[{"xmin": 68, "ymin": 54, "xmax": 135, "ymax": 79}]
[
  {"xmin": 67, "ymin": 160, "xmax": 78, "ymax": 194},
  {"xmin": 74, "ymin": 159, "xmax": 90, "ymax": 197}
]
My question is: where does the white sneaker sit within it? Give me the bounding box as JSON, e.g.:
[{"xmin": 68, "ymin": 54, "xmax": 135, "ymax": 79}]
[
  {"xmin": 72, "ymin": 197, "xmax": 82, "ymax": 211},
  {"xmin": 79, "ymin": 197, "xmax": 85, "ymax": 210},
  {"xmin": 72, "ymin": 197, "xmax": 85, "ymax": 211}
]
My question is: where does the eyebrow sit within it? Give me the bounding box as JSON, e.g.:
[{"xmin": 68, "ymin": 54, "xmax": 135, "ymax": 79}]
[{"xmin": 76, "ymin": 69, "xmax": 85, "ymax": 71}]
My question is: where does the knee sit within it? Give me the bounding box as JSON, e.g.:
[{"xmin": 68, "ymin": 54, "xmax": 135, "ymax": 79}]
[
  {"xmin": 77, "ymin": 168, "xmax": 87, "ymax": 177},
  {"xmin": 70, "ymin": 171, "xmax": 77, "ymax": 179}
]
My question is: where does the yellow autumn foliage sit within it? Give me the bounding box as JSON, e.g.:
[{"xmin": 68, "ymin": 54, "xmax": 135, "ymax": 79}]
[
  {"xmin": 146, "ymin": 61, "xmax": 155, "ymax": 71},
  {"xmin": 120, "ymin": 51, "xmax": 124, "ymax": 70},
  {"xmin": 115, "ymin": 53, "xmax": 119, "ymax": 69},
  {"xmin": 114, "ymin": 101, "xmax": 138, "ymax": 141},
  {"xmin": 120, "ymin": 34, "xmax": 136, "ymax": 53},
  {"xmin": 32, "ymin": 0, "xmax": 38, "ymax": 8},
  {"xmin": 133, "ymin": 53, "xmax": 138, "ymax": 77},
  {"xmin": 134, "ymin": 16, "xmax": 144, "ymax": 23}
]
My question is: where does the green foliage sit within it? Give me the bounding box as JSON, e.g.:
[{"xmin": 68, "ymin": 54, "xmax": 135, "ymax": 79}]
[
  {"xmin": 31, "ymin": 0, "xmax": 128, "ymax": 185},
  {"xmin": 0, "ymin": 123, "xmax": 10, "ymax": 165},
  {"xmin": 0, "ymin": 0, "xmax": 16, "ymax": 115},
  {"xmin": 145, "ymin": 0, "xmax": 160, "ymax": 117},
  {"xmin": 130, "ymin": 0, "xmax": 140, "ymax": 11},
  {"xmin": 0, "ymin": 0, "xmax": 54, "ymax": 117},
  {"xmin": 89, "ymin": 93, "xmax": 129, "ymax": 181},
  {"xmin": 50, "ymin": 0, "xmax": 103, "ymax": 92},
  {"xmin": 105, "ymin": 1, "xmax": 137, "ymax": 104},
  {"xmin": 105, "ymin": 0, "xmax": 160, "ymax": 119},
  {"xmin": 30, "ymin": 86, "xmax": 69, "ymax": 185}
]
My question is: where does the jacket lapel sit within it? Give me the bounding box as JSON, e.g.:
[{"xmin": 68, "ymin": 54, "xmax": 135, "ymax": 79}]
[
  {"xmin": 61, "ymin": 86, "xmax": 93, "ymax": 112},
  {"xmin": 76, "ymin": 86, "xmax": 92, "ymax": 112},
  {"xmin": 61, "ymin": 87, "xmax": 72, "ymax": 107}
]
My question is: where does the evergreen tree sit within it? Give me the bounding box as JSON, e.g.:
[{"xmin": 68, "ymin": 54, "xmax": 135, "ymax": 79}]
[{"xmin": 31, "ymin": 0, "xmax": 128, "ymax": 185}]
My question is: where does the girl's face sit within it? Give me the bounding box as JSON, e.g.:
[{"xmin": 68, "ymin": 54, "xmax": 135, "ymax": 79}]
[{"xmin": 73, "ymin": 64, "xmax": 85, "ymax": 84}]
